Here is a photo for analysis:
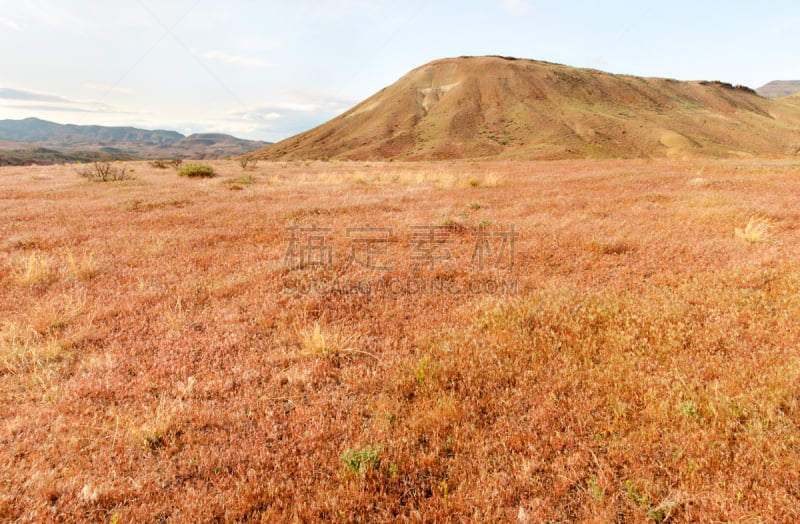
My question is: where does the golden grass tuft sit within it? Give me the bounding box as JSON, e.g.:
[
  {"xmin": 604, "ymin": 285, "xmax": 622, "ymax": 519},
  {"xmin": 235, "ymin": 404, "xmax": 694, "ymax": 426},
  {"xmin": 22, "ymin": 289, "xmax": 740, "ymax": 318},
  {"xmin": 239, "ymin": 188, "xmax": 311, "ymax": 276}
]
[
  {"xmin": 296, "ymin": 321, "xmax": 358, "ymax": 357},
  {"xmin": 66, "ymin": 249, "xmax": 98, "ymax": 280},
  {"xmin": 13, "ymin": 251, "xmax": 55, "ymax": 287},
  {"xmin": 28, "ymin": 294, "xmax": 84, "ymax": 336},
  {"xmin": 128, "ymin": 397, "xmax": 177, "ymax": 449},
  {"xmin": 735, "ymin": 216, "xmax": 772, "ymax": 243},
  {"xmin": 0, "ymin": 322, "xmax": 63, "ymax": 374}
]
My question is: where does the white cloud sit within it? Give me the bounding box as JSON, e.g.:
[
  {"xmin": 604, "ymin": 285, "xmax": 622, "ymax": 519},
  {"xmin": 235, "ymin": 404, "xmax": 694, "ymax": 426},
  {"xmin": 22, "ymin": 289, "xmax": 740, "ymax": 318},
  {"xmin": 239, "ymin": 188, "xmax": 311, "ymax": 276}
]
[
  {"xmin": 84, "ymin": 83, "xmax": 135, "ymax": 95},
  {"xmin": 0, "ymin": 86, "xmax": 69, "ymax": 103},
  {"xmin": 274, "ymin": 88, "xmax": 357, "ymax": 114},
  {"xmin": 226, "ymin": 96, "xmax": 356, "ymax": 141},
  {"xmin": 500, "ymin": 0, "xmax": 533, "ymax": 16},
  {"xmin": 224, "ymin": 90, "xmax": 359, "ymax": 140},
  {"xmin": 0, "ymin": 16, "xmax": 22, "ymax": 31},
  {"xmin": 242, "ymin": 110, "xmax": 282, "ymax": 121},
  {"xmin": 0, "ymin": 85, "xmax": 117, "ymax": 114},
  {"xmin": 201, "ymin": 50, "xmax": 272, "ymax": 69}
]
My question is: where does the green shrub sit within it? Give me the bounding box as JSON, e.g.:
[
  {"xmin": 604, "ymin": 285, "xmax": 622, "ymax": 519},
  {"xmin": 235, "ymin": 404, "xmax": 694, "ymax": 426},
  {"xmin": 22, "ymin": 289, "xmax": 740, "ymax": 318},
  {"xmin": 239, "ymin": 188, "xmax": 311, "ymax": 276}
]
[
  {"xmin": 178, "ymin": 163, "xmax": 216, "ymax": 178},
  {"xmin": 341, "ymin": 445, "xmax": 381, "ymax": 475}
]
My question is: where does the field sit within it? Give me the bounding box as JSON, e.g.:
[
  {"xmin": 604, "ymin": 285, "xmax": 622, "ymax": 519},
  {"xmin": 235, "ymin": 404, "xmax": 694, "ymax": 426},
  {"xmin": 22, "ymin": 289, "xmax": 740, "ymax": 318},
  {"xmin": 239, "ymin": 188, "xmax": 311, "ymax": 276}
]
[{"xmin": 1, "ymin": 158, "xmax": 799, "ymax": 521}]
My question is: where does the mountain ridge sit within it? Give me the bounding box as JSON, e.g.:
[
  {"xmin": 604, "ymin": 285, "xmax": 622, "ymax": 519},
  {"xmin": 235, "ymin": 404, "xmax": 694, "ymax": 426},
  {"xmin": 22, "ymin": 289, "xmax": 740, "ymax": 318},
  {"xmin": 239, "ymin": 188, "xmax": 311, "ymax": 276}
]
[{"xmin": 0, "ymin": 117, "xmax": 270, "ymax": 164}]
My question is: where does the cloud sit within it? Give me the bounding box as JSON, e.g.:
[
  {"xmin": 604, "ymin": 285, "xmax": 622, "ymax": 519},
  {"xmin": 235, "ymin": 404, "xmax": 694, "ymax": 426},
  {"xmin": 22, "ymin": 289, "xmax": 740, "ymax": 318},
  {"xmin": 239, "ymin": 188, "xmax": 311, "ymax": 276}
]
[
  {"xmin": 500, "ymin": 0, "xmax": 533, "ymax": 16},
  {"xmin": 273, "ymin": 89, "xmax": 358, "ymax": 114},
  {"xmin": 229, "ymin": 106, "xmax": 322, "ymax": 135},
  {"xmin": 0, "ymin": 85, "xmax": 116, "ymax": 114},
  {"xmin": 200, "ymin": 50, "xmax": 272, "ymax": 69},
  {"xmin": 0, "ymin": 16, "xmax": 22, "ymax": 31},
  {"xmin": 227, "ymin": 107, "xmax": 336, "ymax": 142},
  {"xmin": 238, "ymin": 109, "xmax": 282, "ymax": 122},
  {"xmin": 217, "ymin": 89, "xmax": 359, "ymax": 141},
  {"xmin": 84, "ymin": 83, "xmax": 135, "ymax": 95},
  {"xmin": 0, "ymin": 84, "xmax": 357, "ymax": 142},
  {"xmin": 0, "ymin": 87, "xmax": 70, "ymax": 103},
  {"xmin": 137, "ymin": 91, "xmax": 356, "ymax": 141},
  {"xmin": 2, "ymin": 104, "xmax": 103, "ymax": 114}
]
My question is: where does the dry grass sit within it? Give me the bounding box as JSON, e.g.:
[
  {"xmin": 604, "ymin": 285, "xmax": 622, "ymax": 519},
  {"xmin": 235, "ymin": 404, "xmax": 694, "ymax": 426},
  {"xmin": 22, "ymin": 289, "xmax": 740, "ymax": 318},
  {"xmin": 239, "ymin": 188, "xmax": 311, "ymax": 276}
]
[
  {"xmin": 0, "ymin": 322, "xmax": 62, "ymax": 374},
  {"xmin": 296, "ymin": 321, "xmax": 355, "ymax": 356},
  {"xmin": 127, "ymin": 397, "xmax": 178, "ymax": 449},
  {"xmin": 28, "ymin": 294, "xmax": 84, "ymax": 336},
  {"xmin": 735, "ymin": 216, "xmax": 772, "ymax": 243},
  {"xmin": 294, "ymin": 319, "xmax": 375, "ymax": 359},
  {"xmin": 13, "ymin": 251, "xmax": 54, "ymax": 287},
  {"xmin": 1, "ymin": 294, "xmax": 84, "ymax": 375},
  {"xmin": 66, "ymin": 249, "xmax": 98, "ymax": 280},
  {"xmin": 223, "ymin": 173, "xmax": 256, "ymax": 190},
  {"xmin": 311, "ymin": 167, "xmax": 501, "ymax": 188},
  {"xmin": 1, "ymin": 158, "xmax": 800, "ymax": 521}
]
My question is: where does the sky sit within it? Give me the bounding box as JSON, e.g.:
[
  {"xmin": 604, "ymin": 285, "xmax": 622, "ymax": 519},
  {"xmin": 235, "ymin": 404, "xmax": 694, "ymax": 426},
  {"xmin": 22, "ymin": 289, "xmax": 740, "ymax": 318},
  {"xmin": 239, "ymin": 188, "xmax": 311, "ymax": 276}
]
[{"xmin": 0, "ymin": 0, "xmax": 798, "ymax": 142}]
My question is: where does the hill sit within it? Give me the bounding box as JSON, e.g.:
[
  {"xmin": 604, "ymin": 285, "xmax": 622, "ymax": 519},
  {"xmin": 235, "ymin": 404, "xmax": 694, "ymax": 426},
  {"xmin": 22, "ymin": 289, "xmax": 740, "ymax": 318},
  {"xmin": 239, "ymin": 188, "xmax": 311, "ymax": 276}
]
[
  {"xmin": 757, "ymin": 80, "xmax": 800, "ymax": 99},
  {"xmin": 251, "ymin": 56, "xmax": 800, "ymax": 161},
  {"xmin": 0, "ymin": 147, "xmax": 138, "ymax": 167},
  {"xmin": 0, "ymin": 118, "xmax": 269, "ymax": 164},
  {"xmin": 783, "ymin": 92, "xmax": 800, "ymax": 105}
]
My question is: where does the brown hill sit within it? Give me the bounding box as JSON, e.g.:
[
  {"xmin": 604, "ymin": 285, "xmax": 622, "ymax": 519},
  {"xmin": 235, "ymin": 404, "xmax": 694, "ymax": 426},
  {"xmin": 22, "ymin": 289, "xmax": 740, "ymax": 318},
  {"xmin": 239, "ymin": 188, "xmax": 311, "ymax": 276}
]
[
  {"xmin": 251, "ymin": 56, "xmax": 800, "ymax": 161},
  {"xmin": 783, "ymin": 92, "xmax": 800, "ymax": 105},
  {"xmin": 757, "ymin": 80, "xmax": 800, "ymax": 99}
]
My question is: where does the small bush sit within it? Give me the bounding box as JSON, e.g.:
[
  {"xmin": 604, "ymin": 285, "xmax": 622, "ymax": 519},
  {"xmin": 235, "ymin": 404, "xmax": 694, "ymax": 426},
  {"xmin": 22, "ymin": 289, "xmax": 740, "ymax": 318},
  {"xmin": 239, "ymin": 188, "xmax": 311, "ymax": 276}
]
[
  {"xmin": 178, "ymin": 164, "xmax": 216, "ymax": 178},
  {"xmin": 239, "ymin": 157, "xmax": 257, "ymax": 170},
  {"xmin": 78, "ymin": 162, "xmax": 132, "ymax": 182}
]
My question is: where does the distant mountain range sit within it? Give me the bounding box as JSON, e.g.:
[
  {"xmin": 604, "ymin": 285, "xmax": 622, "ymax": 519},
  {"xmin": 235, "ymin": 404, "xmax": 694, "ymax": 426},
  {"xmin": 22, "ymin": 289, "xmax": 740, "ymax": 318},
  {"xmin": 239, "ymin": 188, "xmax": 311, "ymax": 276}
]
[
  {"xmin": 756, "ymin": 80, "xmax": 800, "ymax": 99},
  {"xmin": 0, "ymin": 118, "xmax": 270, "ymax": 165}
]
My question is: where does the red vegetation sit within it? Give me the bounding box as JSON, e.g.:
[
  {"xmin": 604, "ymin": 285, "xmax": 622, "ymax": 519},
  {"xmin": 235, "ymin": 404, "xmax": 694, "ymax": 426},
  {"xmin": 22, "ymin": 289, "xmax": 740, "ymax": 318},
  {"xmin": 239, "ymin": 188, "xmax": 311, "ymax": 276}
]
[{"xmin": 1, "ymin": 159, "xmax": 799, "ymax": 521}]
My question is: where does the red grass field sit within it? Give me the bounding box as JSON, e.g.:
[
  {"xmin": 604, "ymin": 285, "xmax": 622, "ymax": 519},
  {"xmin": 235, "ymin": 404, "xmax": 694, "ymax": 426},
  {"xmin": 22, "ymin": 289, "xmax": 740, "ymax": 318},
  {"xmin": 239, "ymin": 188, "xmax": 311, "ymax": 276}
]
[{"xmin": 1, "ymin": 159, "xmax": 799, "ymax": 521}]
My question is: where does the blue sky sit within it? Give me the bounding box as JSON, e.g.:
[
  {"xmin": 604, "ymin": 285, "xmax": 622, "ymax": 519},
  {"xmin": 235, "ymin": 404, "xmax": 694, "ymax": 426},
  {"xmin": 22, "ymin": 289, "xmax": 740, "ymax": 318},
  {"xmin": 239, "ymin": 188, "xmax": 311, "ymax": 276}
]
[{"xmin": 1, "ymin": 0, "xmax": 797, "ymax": 141}]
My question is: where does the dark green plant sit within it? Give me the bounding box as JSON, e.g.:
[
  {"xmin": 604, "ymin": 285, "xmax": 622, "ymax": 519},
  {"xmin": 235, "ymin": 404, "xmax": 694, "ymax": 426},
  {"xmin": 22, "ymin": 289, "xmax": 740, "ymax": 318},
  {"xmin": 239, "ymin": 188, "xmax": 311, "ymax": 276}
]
[{"xmin": 178, "ymin": 163, "xmax": 216, "ymax": 178}]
